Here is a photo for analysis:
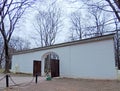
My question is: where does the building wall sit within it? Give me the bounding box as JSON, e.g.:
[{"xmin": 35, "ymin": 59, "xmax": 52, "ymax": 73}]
[
  {"xmin": 70, "ymin": 39, "xmax": 116, "ymax": 79},
  {"xmin": 11, "ymin": 38, "xmax": 117, "ymax": 79}
]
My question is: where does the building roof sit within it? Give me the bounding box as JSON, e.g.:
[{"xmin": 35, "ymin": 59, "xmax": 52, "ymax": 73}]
[{"xmin": 12, "ymin": 33, "xmax": 115, "ymax": 55}]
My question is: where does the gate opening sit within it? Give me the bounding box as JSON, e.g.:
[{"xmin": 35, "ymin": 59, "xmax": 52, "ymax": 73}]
[{"xmin": 43, "ymin": 52, "xmax": 59, "ymax": 77}]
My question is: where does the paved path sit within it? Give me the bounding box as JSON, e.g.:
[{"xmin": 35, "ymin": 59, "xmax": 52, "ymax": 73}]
[
  {"xmin": 0, "ymin": 74, "xmax": 45, "ymax": 91},
  {"xmin": 3, "ymin": 78, "xmax": 120, "ymax": 91},
  {"xmin": 1, "ymin": 74, "xmax": 120, "ymax": 91}
]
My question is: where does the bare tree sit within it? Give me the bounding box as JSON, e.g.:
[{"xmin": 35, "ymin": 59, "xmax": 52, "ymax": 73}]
[
  {"xmin": 0, "ymin": 36, "xmax": 31, "ymax": 69},
  {"xmin": 33, "ymin": 4, "xmax": 61, "ymax": 47},
  {"xmin": 9, "ymin": 36, "xmax": 31, "ymax": 69},
  {"xmin": 69, "ymin": 11, "xmax": 83, "ymax": 41},
  {"xmin": 105, "ymin": 0, "xmax": 120, "ymax": 21},
  {"xmin": 81, "ymin": 0, "xmax": 120, "ymax": 22},
  {"xmin": 68, "ymin": 5, "xmax": 109, "ymax": 41},
  {"xmin": 105, "ymin": 0, "xmax": 120, "ymax": 69},
  {"xmin": 0, "ymin": 0, "xmax": 36, "ymax": 73},
  {"xmin": 9, "ymin": 36, "xmax": 31, "ymax": 51},
  {"xmin": 87, "ymin": 4, "xmax": 107, "ymax": 36}
]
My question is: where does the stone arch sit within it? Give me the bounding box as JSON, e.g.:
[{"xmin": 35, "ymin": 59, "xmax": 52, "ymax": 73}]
[
  {"xmin": 41, "ymin": 51, "xmax": 59, "ymax": 60},
  {"xmin": 41, "ymin": 51, "xmax": 60, "ymax": 77}
]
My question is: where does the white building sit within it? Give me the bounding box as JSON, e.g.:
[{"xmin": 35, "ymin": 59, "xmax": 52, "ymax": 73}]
[{"xmin": 11, "ymin": 34, "xmax": 120, "ymax": 80}]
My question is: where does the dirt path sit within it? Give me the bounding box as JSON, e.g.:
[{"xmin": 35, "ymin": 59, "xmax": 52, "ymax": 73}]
[{"xmin": 4, "ymin": 78, "xmax": 120, "ymax": 91}]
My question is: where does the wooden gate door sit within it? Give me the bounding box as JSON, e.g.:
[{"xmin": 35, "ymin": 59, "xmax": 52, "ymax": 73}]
[
  {"xmin": 50, "ymin": 59, "xmax": 59, "ymax": 77},
  {"xmin": 33, "ymin": 61, "xmax": 41, "ymax": 76}
]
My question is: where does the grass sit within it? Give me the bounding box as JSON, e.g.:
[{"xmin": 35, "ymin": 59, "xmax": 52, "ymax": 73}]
[
  {"xmin": 0, "ymin": 69, "xmax": 32, "ymax": 77},
  {"xmin": 0, "ymin": 69, "xmax": 4, "ymax": 73},
  {"xmin": 9, "ymin": 72, "xmax": 33, "ymax": 77}
]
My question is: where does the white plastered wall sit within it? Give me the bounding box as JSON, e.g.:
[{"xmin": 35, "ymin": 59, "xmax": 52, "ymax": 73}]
[
  {"xmin": 11, "ymin": 38, "xmax": 117, "ymax": 79},
  {"xmin": 69, "ymin": 40, "xmax": 116, "ymax": 79}
]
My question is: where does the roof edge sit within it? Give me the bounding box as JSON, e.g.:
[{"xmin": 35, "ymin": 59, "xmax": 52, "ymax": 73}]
[{"xmin": 12, "ymin": 33, "xmax": 115, "ymax": 55}]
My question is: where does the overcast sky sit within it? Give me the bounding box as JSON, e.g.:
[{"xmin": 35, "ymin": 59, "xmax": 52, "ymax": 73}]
[
  {"xmin": 12, "ymin": 0, "xmax": 117, "ymax": 48},
  {"xmin": 12, "ymin": 0, "xmax": 84, "ymax": 47}
]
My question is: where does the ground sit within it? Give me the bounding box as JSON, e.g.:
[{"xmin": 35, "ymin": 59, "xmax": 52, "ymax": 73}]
[{"xmin": 2, "ymin": 77, "xmax": 120, "ymax": 91}]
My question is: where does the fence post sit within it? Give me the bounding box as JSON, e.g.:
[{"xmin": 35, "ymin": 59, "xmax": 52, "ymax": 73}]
[
  {"xmin": 6, "ymin": 75, "xmax": 9, "ymax": 87},
  {"xmin": 35, "ymin": 74, "xmax": 38, "ymax": 84}
]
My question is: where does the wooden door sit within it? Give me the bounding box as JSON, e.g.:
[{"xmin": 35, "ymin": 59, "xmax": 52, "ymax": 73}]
[
  {"xmin": 33, "ymin": 61, "xmax": 41, "ymax": 76},
  {"xmin": 50, "ymin": 59, "xmax": 59, "ymax": 77}
]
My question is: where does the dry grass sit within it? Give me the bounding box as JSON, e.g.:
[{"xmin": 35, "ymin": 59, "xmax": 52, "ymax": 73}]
[
  {"xmin": 0, "ymin": 69, "xmax": 4, "ymax": 73},
  {"xmin": 0, "ymin": 69, "xmax": 32, "ymax": 77},
  {"xmin": 9, "ymin": 72, "xmax": 33, "ymax": 77}
]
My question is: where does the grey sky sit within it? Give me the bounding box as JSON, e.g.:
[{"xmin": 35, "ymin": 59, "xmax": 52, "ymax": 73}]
[
  {"xmin": 12, "ymin": 0, "xmax": 118, "ymax": 48},
  {"xmin": 13, "ymin": 0, "xmax": 83, "ymax": 46}
]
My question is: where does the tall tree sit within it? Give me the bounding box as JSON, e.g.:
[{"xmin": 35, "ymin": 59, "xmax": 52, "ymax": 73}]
[
  {"xmin": 87, "ymin": 4, "xmax": 107, "ymax": 36},
  {"xmin": 0, "ymin": 0, "xmax": 36, "ymax": 73},
  {"xmin": 68, "ymin": 5, "xmax": 109, "ymax": 40},
  {"xmin": 69, "ymin": 11, "xmax": 83, "ymax": 41},
  {"xmin": 106, "ymin": 0, "xmax": 120, "ymax": 69},
  {"xmin": 33, "ymin": 4, "xmax": 61, "ymax": 47},
  {"xmin": 0, "ymin": 36, "xmax": 31, "ymax": 69}
]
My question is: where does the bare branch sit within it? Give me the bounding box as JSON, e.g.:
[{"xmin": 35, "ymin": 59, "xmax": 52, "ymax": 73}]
[
  {"xmin": 0, "ymin": 0, "xmax": 36, "ymax": 72},
  {"xmin": 33, "ymin": 4, "xmax": 62, "ymax": 47},
  {"xmin": 106, "ymin": 0, "xmax": 120, "ymax": 21}
]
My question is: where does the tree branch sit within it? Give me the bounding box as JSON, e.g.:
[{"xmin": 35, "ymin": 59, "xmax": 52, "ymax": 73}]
[{"xmin": 106, "ymin": 0, "xmax": 120, "ymax": 21}]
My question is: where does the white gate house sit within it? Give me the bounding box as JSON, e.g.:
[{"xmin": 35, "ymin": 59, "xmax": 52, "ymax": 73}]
[{"xmin": 11, "ymin": 34, "xmax": 120, "ymax": 80}]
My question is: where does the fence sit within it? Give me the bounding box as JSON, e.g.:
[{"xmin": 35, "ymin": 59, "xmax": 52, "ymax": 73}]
[{"xmin": 0, "ymin": 74, "xmax": 41, "ymax": 90}]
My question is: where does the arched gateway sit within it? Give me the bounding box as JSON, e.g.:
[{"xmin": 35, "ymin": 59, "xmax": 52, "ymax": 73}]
[
  {"xmin": 33, "ymin": 52, "xmax": 60, "ymax": 77},
  {"xmin": 42, "ymin": 52, "xmax": 60, "ymax": 77}
]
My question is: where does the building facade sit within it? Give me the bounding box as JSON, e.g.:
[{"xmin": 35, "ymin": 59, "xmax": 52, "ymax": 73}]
[{"xmin": 11, "ymin": 34, "xmax": 120, "ymax": 80}]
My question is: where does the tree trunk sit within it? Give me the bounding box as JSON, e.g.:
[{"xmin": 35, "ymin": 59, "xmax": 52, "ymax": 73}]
[
  {"xmin": 4, "ymin": 40, "xmax": 10, "ymax": 73},
  {"xmin": 0, "ymin": 62, "xmax": 2, "ymax": 69},
  {"xmin": 0, "ymin": 49, "xmax": 4, "ymax": 69}
]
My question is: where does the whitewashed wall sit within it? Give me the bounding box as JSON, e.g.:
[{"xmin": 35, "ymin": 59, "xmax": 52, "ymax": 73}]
[{"xmin": 11, "ymin": 38, "xmax": 117, "ymax": 79}]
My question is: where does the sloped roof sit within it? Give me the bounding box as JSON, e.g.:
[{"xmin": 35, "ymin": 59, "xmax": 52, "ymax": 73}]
[{"xmin": 12, "ymin": 33, "xmax": 115, "ymax": 55}]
